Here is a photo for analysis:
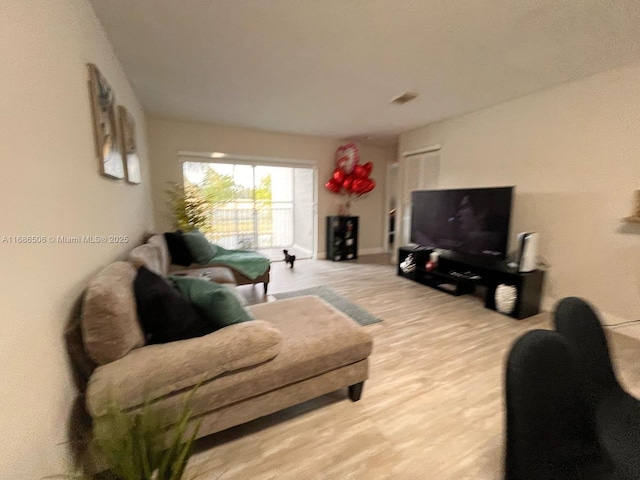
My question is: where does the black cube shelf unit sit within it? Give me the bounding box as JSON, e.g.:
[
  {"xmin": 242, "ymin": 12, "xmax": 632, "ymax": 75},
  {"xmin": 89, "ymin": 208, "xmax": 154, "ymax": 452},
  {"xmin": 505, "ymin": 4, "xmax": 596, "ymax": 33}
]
[
  {"xmin": 326, "ymin": 216, "xmax": 359, "ymax": 261},
  {"xmin": 398, "ymin": 246, "xmax": 545, "ymax": 319}
]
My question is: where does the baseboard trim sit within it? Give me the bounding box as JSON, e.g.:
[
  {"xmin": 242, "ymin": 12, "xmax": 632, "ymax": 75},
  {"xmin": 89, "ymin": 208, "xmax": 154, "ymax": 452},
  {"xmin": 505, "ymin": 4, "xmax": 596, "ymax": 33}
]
[
  {"xmin": 359, "ymin": 247, "xmax": 385, "ymax": 256},
  {"xmin": 540, "ymin": 295, "xmax": 555, "ymax": 315},
  {"xmin": 291, "ymin": 244, "xmax": 313, "ymax": 257},
  {"xmin": 317, "ymin": 247, "xmax": 384, "ymax": 260}
]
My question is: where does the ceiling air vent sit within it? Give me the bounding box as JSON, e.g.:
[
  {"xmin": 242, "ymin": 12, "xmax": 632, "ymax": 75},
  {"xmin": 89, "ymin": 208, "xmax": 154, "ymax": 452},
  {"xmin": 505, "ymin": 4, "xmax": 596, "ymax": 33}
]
[{"xmin": 390, "ymin": 92, "xmax": 419, "ymax": 105}]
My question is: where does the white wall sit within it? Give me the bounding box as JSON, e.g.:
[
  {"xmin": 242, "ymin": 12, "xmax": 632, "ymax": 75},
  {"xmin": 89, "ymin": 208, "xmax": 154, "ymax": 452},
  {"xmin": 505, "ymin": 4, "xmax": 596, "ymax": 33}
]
[
  {"xmin": 399, "ymin": 60, "xmax": 640, "ymax": 322},
  {"xmin": 147, "ymin": 115, "xmax": 395, "ymax": 256},
  {"xmin": 0, "ymin": 1, "xmax": 154, "ymax": 477}
]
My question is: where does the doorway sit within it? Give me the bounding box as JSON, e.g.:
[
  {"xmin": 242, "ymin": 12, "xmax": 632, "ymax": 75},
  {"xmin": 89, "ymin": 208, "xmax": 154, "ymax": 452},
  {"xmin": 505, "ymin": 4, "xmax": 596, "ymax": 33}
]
[
  {"xmin": 182, "ymin": 160, "xmax": 316, "ymax": 261},
  {"xmin": 385, "ymin": 162, "xmax": 399, "ymax": 254},
  {"xmin": 397, "ymin": 148, "xmax": 441, "ymax": 255}
]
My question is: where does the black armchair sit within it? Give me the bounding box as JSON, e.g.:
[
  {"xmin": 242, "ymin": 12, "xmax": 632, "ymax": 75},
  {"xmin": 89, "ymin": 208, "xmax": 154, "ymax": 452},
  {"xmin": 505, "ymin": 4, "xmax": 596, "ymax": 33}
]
[
  {"xmin": 554, "ymin": 297, "xmax": 640, "ymax": 480},
  {"xmin": 504, "ymin": 297, "xmax": 640, "ymax": 480},
  {"xmin": 504, "ymin": 329, "xmax": 611, "ymax": 480}
]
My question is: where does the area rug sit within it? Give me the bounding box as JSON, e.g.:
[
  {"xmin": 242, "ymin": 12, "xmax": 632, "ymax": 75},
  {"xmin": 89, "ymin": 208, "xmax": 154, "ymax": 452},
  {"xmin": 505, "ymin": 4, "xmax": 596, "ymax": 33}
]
[{"xmin": 272, "ymin": 285, "xmax": 382, "ymax": 326}]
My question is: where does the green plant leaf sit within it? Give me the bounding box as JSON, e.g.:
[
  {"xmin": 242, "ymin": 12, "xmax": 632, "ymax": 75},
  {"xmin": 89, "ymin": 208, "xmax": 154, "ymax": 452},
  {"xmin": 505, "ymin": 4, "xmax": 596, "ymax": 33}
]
[
  {"xmin": 91, "ymin": 387, "xmax": 201, "ymax": 480},
  {"xmin": 165, "ymin": 182, "xmax": 212, "ymax": 233},
  {"xmin": 170, "ymin": 419, "xmax": 203, "ymax": 480}
]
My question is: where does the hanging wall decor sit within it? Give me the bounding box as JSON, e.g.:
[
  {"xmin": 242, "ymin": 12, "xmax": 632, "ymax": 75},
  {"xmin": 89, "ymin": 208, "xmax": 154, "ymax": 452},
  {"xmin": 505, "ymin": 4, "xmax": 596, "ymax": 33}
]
[
  {"xmin": 118, "ymin": 106, "xmax": 141, "ymax": 184},
  {"xmin": 87, "ymin": 63, "xmax": 124, "ymax": 179}
]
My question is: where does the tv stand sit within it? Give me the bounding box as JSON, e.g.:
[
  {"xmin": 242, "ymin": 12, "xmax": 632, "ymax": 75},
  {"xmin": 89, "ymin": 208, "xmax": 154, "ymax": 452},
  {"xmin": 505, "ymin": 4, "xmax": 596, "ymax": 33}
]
[{"xmin": 398, "ymin": 246, "xmax": 545, "ymax": 319}]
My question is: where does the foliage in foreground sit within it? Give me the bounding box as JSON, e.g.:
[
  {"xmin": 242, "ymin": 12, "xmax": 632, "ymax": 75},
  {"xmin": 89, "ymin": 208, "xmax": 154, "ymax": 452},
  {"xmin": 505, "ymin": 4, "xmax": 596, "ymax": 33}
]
[
  {"xmin": 45, "ymin": 394, "xmax": 201, "ymax": 480},
  {"xmin": 92, "ymin": 397, "xmax": 201, "ymax": 480}
]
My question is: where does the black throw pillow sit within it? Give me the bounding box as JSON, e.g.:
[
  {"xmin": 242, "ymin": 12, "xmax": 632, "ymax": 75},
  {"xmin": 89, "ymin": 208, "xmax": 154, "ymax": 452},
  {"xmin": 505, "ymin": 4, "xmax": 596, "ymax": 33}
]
[
  {"xmin": 134, "ymin": 266, "xmax": 215, "ymax": 344},
  {"xmin": 164, "ymin": 230, "xmax": 192, "ymax": 266}
]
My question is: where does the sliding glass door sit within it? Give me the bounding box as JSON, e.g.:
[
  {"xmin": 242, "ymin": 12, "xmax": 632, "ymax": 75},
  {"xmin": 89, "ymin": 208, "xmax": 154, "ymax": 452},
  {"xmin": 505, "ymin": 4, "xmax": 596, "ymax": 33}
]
[{"xmin": 182, "ymin": 160, "xmax": 315, "ymax": 260}]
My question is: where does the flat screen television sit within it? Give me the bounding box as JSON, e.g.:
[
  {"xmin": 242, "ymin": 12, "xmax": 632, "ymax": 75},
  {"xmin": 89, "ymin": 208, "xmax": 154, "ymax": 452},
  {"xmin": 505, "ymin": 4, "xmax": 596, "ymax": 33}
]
[{"xmin": 410, "ymin": 186, "xmax": 514, "ymax": 260}]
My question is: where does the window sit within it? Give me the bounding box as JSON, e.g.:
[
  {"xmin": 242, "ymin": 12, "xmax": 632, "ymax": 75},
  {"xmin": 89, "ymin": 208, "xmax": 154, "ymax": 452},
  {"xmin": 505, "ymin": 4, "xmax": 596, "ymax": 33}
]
[{"xmin": 182, "ymin": 160, "xmax": 316, "ymax": 260}]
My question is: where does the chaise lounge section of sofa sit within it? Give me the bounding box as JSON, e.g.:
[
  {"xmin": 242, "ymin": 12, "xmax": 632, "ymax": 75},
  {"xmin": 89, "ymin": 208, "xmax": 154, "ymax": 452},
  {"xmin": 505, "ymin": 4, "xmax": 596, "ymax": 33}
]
[{"xmin": 74, "ymin": 241, "xmax": 373, "ymax": 468}]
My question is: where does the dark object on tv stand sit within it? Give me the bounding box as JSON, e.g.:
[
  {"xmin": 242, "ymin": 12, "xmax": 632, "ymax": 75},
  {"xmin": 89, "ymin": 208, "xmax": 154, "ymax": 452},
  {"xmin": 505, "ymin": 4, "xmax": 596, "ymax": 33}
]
[{"xmin": 397, "ymin": 246, "xmax": 545, "ymax": 320}]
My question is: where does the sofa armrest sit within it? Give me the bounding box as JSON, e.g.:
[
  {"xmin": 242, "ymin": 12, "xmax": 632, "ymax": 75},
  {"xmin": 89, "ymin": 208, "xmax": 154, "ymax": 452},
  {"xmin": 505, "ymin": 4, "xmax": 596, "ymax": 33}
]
[{"xmin": 86, "ymin": 320, "xmax": 282, "ymax": 416}]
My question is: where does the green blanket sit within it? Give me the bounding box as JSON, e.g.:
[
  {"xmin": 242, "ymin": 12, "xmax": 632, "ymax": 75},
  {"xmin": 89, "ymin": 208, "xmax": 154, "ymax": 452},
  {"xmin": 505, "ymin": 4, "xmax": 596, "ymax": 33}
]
[{"xmin": 207, "ymin": 246, "xmax": 270, "ymax": 280}]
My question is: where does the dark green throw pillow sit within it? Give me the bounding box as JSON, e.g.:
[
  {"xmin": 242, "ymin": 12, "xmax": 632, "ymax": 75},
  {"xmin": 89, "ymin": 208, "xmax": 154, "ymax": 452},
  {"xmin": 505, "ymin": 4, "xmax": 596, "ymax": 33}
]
[
  {"xmin": 170, "ymin": 276, "xmax": 254, "ymax": 329},
  {"xmin": 181, "ymin": 230, "xmax": 217, "ymax": 264}
]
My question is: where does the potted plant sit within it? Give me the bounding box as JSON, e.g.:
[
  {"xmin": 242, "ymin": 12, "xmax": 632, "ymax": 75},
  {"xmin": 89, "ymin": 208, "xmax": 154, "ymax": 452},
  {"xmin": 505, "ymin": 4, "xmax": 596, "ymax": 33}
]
[
  {"xmin": 165, "ymin": 182, "xmax": 211, "ymax": 233},
  {"xmin": 92, "ymin": 398, "xmax": 201, "ymax": 480},
  {"xmin": 47, "ymin": 393, "xmax": 201, "ymax": 480}
]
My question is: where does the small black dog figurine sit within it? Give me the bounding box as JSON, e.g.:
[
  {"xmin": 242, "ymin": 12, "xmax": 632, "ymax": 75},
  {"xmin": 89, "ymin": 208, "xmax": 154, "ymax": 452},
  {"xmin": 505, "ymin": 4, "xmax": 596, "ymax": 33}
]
[{"xmin": 283, "ymin": 249, "xmax": 296, "ymax": 268}]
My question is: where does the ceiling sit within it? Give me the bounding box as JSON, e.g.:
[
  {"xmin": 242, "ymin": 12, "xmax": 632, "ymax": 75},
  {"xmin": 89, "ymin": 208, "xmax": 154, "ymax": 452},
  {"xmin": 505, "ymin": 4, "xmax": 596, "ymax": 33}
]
[{"xmin": 90, "ymin": 0, "xmax": 640, "ymax": 146}]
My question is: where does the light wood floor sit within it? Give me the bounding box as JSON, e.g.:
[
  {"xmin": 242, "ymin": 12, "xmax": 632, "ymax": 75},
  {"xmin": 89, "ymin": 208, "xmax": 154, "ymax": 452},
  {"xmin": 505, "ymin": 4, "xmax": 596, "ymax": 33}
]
[{"xmin": 186, "ymin": 256, "xmax": 640, "ymax": 480}]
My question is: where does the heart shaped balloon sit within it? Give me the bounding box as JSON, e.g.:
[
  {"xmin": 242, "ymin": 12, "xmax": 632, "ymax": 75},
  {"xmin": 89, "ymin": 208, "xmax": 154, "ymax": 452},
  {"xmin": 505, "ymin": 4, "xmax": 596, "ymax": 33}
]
[
  {"xmin": 351, "ymin": 178, "xmax": 366, "ymax": 195},
  {"xmin": 352, "ymin": 164, "xmax": 367, "ymax": 179},
  {"xmin": 332, "ymin": 167, "xmax": 346, "ymax": 184},
  {"xmin": 335, "ymin": 143, "xmax": 359, "ymax": 174},
  {"xmin": 325, "ymin": 143, "xmax": 376, "ymax": 198},
  {"xmin": 341, "ymin": 175, "xmax": 353, "ymax": 192},
  {"xmin": 325, "ymin": 178, "xmax": 342, "ymax": 193},
  {"xmin": 361, "ymin": 178, "xmax": 375, "ymax": 194}
]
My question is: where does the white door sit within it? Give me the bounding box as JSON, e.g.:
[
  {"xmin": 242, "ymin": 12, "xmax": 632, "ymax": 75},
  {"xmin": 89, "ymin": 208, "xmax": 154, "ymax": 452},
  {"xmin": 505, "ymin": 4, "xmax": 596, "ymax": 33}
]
[
  {"xmin": 398, "ymin": 150, "xmax": 441, "ymax": 248},
  {"xmin": 384, "ymin": 162, "xmax": 399, "ymax": 253}
]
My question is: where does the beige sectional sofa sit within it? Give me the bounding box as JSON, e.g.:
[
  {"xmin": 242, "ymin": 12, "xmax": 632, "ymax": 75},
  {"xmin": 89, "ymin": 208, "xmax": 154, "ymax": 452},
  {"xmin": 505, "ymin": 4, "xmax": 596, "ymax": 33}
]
[{"xmin": 76, "ymin": 236, "xmax": 373, "ymax": 462}]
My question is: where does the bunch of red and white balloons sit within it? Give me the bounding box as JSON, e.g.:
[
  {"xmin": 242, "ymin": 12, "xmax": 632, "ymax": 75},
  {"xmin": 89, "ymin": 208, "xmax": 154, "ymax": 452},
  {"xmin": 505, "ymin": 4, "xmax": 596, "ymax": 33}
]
[{"xmin": 324, "ymin": 143, "xmax": 376, "ymax": 196}]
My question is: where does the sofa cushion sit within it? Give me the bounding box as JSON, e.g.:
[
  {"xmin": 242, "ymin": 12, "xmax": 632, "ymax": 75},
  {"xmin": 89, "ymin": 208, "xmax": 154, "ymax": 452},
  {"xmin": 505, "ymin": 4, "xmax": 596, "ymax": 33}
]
[
  {"xmin": 181, "ymin": 230, "xmax": 217, "ymax": 264},
  {"xmin": 115, "ymin": 295, "xmax": 373, "ymax": 420},
  {"xmin": 163, "ymin": 231, "xmax": 192, "ymax": 266},
  {"xmin": 147, "ymin": 234, "xmax": 170, "ymax": 275},
  {"xmin": 128, "ymin": 244, "xmax": 164, "ymax": 276},
  {"xmin": 86, "ymin": 320, "xmax": 283, "ymax": 416},
  {"xmin": 244, "ymin": 295, "xmax": 373, "ymax": 385},
  {"xmin": 134, "ymin": 266, "xmax": 214, "ymax": 344},
  {"xmin": 170, "ymin": 276, "xmax": 254, "ymax": 328},
  {"xmin": 81, "ymin": 261, "xmax": 145, "ymax": 365}
]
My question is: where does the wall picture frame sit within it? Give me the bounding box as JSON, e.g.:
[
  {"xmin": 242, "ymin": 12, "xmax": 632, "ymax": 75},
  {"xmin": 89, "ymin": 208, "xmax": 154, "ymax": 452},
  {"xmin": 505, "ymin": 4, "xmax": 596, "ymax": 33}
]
[
  {"xmin": 87, "ymin": 63, "xmax": 124, "ymax": 179},
  {"xmin": 118, "ymin": 105, "xmax": 141, "ymax": 184}
]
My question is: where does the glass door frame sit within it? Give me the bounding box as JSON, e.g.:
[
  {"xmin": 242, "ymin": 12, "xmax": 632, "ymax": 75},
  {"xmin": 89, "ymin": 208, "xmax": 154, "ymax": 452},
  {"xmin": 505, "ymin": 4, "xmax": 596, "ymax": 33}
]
[{"xmin": 178, "ymin": 151, "xmax": 319, "ymax": 257}]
